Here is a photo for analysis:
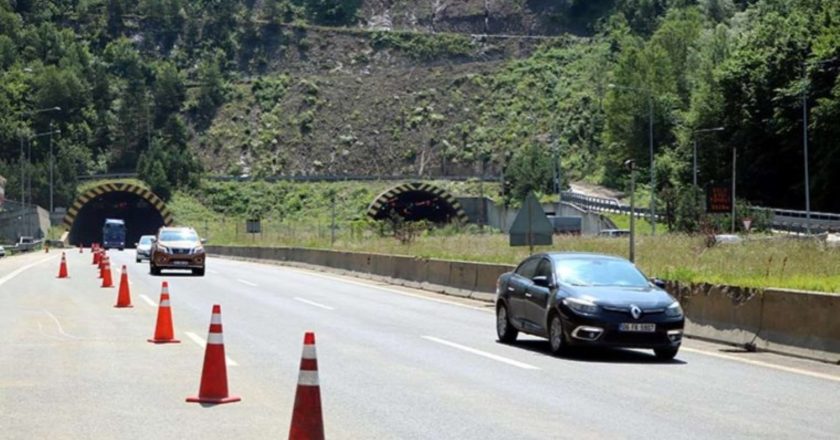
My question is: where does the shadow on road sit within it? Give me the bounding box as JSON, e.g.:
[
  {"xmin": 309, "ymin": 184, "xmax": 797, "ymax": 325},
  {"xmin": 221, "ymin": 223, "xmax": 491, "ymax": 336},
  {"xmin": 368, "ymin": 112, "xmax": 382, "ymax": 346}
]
[{"xmin": 500, "ymin": 339, "xmax": 687, "ymax": 365}]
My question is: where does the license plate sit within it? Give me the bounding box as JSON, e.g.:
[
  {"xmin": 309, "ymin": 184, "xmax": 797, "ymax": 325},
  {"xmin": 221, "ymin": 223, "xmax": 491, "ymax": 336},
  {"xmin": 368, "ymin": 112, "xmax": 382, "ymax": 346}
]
[
  {"xmin": 173, "ymin": 261, "xmax": 189, "ymax": 266},
  {"xmin": 619, "ymin": 323, "xmax": 656, "ymax": 332}
]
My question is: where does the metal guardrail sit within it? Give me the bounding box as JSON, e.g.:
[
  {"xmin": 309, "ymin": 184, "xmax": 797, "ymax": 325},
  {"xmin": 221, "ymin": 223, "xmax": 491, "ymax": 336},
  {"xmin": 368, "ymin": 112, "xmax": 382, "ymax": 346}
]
[
  {"xmin": 561, "ymin": 191, "xmax": 840, "ymax": 234},
  {"xmin": 76, "ymin": 173, "xmax": 138, "ymax": 181}
]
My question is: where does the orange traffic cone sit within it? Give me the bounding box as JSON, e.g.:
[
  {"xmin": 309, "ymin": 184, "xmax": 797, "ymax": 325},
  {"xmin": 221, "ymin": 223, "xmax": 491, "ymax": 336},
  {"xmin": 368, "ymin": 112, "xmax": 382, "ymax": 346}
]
[
  {"xmin": 101, "ymin": 260, "xmax": 114, "ymax": 288},
  {"xmin": 98, "ymin": 255, "xmax": 106, "ymax": 279},
  {"xmin": 148, "ymin": 282, "xmax": 180, "ymax": 343},
  {"xmin": 187, "ymin": 305, "xmax": 240, "ymax": 404},
  {"xmin": 57, "ymin": 252, "xmax": 69, "ymax": 279},
  {"xmin": 288, "ymin": 332, "xmax": 324, "ymax": 440},
  {"xmin": 115, "ymin": 265, "xmax": 132, "ymax": 308},
  {"xmin": 92, "ymin": 247, "xmax": 99, "ymax": 265}
]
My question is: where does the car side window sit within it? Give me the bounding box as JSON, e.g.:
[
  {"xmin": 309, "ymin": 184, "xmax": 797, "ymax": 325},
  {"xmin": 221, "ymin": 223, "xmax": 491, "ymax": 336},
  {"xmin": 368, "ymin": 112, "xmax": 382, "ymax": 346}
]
[
  {"xmin": 515, "ymin": 258, "xmax": 539, "ymax": 279},
  {"xmin": 535, "ymin": 259, "xmax": 553, "ymax": 280}
]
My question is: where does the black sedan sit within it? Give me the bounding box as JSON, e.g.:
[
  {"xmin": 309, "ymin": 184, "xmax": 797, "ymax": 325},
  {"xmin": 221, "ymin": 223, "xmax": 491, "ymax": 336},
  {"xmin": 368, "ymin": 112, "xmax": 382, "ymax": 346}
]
[{"xmin": 495, "ymin": 253, "xmax": 684, "ymax": 359}]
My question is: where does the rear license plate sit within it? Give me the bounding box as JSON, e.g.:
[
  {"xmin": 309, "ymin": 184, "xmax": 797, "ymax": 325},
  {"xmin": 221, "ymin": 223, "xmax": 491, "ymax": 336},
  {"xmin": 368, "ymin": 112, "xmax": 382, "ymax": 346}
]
[
  {"xmin": 173, "ymin": 261, "xmax": 189, "ymax": 266},
  {"xmin": 619, "ymin": 323, "xmax": 656, "ymax": 332}
]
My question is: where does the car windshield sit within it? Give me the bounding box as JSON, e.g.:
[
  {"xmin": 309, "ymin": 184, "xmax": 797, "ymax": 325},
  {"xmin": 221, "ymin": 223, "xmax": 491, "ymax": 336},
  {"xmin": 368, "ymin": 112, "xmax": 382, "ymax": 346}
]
[
  {"xmin": 160, "ymin": 231, "xmax": 198, "ymax": 242},
  {"xmin": 555, "ymin": 258, "xmax": 649, "ymax": 287},
  {"xmin": 139, "ymin": 236, "xmax": 153, "ymax": 245}
]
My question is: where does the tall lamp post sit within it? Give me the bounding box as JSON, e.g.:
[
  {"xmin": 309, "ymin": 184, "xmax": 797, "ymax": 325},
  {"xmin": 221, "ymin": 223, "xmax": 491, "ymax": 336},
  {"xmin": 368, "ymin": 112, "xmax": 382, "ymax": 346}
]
[
  {"xmin": 624, "ymin": 159, "xmax": 637, "ymax": 263},
  {"xmin": 27, "ymin": 128, "xmax": 61, "ymax": 236},
  {"xmin": 609, "ymin": 83, "xmax": 656, "ymax": 235},
  {"xmin": 801, "ymin": 58, "xmax": 836, "ymax": 235},
  {"xmin": 692, "ymin": 126, "xmax": 724, "ymax": 187}
]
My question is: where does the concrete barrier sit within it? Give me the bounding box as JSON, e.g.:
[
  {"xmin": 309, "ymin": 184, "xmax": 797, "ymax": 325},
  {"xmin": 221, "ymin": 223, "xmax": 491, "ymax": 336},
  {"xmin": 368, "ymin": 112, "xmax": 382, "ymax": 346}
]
[{"xmin": 205, "ymin": 245, "xmax": 840, "ymax": 363}]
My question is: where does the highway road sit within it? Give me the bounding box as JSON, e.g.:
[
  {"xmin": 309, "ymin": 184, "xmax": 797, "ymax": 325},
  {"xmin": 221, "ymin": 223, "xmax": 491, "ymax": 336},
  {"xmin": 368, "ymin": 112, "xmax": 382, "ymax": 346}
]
[{"xmin": 1, "ymin": 249, "xmax": 839, "ymax": 439}]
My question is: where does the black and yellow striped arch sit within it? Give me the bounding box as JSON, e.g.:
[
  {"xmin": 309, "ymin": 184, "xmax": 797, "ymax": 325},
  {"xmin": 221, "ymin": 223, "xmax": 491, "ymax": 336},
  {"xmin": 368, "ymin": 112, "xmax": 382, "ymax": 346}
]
[
  {"xmin": 366, "ymin": 182, "xmax": 469, "ymax": 223},
  {"xmin": 62, "ymin": 182, "xmax": 174, "ymax": 230}
]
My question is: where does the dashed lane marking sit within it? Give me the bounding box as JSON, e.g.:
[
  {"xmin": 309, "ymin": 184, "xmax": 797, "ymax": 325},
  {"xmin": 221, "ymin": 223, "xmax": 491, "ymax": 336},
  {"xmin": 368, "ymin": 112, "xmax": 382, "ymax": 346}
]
[
  {"xmin": 422, "ymin": 336, "xmax": 540, "ymax": 370},
  {"xmin": 236, "ymin": 279, "xmax": 258, "ymax": 287},
  {"xmin": 184, "ymin": 331, "xmax": 239, "ymax": 366},
  {"xmin": 139, "ymin": 294, "xmax": 156, "ymax": 307},
  {"xmin": 293, "ymin": 297, "xmax": 335, "ymax": 311}
]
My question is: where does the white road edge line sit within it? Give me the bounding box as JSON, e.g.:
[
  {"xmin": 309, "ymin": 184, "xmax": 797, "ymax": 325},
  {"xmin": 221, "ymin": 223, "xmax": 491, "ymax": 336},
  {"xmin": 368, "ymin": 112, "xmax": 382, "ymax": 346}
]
[
  {"xmin": 0, "ymin": 255, "xmax": 59, "ymax": 288},
  {"xmin": 284, "ymin": 268, "xmax": 490, "ymax": 312},
  {"xmin": 236, "ymin": 279, "xmax": 258, "ymax": 287},
  {"xmin": 184, "ymin": 331, "xmax": 238, "ymax": 366},
  {"xmin": 681, "ymin": 347, "xmax": 840, "ymax": 383},
  {"xmin": 422, "ymin": 336, "xmax": 540, "ymax": 370},
  {"xmin": 139, "ymin": 294, "xmax": 157, "ymax": 307},
  {"xmin": 293, "ymin": 297, "xmax": 335, "ymax": 310}
]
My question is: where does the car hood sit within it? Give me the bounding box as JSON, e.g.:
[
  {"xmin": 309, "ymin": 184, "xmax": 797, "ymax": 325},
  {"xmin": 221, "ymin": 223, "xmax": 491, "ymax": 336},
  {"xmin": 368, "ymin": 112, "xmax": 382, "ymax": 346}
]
[
  {"xmin": 158, "ymin": 240, "xmax": 200, "ymax": 249},
  {"xmin": 567, "ymin": 285, "xmax": 675, "ymax": 308}
]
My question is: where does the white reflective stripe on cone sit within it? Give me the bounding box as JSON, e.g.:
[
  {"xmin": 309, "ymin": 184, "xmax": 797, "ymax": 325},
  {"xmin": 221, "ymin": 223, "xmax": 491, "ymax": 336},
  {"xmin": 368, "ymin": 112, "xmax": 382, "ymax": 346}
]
[
  {"xmin": 297, "ymin": 370, "xmax": 319, "ymax": 386},
  {"xmin": 210, "ymin": 314, "xmax": 222, "ymax": 325},
  {"xmin": 159, "ymin": 300, "xmax": 171, "ymax": 307},
  {"xmin": 302, "ymin": 345, "xmax": 317, "ymax": 360},
  {"xmin": 207, "ymin": 332, "xmax": 224, "ymax": 344}
]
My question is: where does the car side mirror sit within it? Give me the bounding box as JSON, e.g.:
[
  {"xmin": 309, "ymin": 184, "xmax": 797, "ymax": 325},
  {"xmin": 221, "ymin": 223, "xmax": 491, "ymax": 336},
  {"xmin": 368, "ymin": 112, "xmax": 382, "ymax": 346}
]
[
  {"xmin": 650, "ymin": 278, "xmax": 666, "ymax": 289},
  {"xmin": 532, "ymin": 275, "xmax": 552, "ymax": 288},
  {"xmin": 150, "ymin": 238, "xmax": 157, "ymax": 243},
  {"xmin": 134, "ymin": 243, "xmax": 138, "ymax": 247},
  {"xmin": 200, "ymin": 238, "xmax": 207, "ymax": 244}
]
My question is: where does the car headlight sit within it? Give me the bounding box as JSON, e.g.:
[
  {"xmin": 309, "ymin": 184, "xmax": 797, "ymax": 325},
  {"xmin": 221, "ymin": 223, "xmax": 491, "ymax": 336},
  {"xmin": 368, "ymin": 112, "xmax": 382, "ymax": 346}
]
[
  {"xmin": 665, "ymin": 301, "xmax": 683, "ymax": 317},
  {"xmin": 563, "ymin": 297, "xmax": 599, "ymax": 315},
  {"xmin": 158, "ymin": 246, "xmax": 172, "ymax": 254},
  {"xmin": 191, "ymin": 246, "xmax": 204, "ymax": 254}
]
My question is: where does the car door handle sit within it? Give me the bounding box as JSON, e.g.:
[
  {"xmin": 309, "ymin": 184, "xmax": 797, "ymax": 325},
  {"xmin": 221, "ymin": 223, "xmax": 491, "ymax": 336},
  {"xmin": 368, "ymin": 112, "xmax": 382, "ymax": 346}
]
[
  {"xmin": 525, "ymin": 292, "xmax": 533, "ymax": 298},
  {"xmin": 507, "ymin": 287, "xmax": 515, "ymax": 292}
]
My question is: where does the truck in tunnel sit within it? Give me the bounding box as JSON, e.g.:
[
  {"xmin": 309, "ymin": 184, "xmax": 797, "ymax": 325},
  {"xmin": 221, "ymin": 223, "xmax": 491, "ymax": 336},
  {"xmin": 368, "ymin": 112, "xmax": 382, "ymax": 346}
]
[{"xmin": 102, "ymin": 218, "xmax": 126, "ymax": 250}]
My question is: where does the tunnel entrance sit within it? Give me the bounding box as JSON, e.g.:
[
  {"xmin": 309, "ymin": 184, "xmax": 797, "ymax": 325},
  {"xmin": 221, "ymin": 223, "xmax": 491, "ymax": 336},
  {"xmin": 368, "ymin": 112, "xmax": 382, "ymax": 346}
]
[
  {"xmin": 64, "ymin": 182, "xmax": 173, "ymax": 247},
  {"xmin": 367, "ymin": 182, "xmax": 468, "ymax": 224}
]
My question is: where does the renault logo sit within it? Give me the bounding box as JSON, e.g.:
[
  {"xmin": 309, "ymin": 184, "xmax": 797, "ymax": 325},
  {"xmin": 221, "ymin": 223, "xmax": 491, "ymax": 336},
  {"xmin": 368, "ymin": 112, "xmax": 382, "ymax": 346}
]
[{"xmin": 630, "ymin": 305, "xmax": 642, "ymax": 320}]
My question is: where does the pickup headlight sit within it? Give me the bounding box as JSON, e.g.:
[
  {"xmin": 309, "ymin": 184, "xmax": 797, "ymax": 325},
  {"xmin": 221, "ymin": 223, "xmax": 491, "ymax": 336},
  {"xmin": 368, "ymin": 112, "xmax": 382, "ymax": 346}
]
[
  {"xmin": 190, "ymin": 245, "xmax": 205, "ymax": 254},
  {"xmin": 665, "ymin": 301, "xmax": 683, "ymax": 317},
  {"xmin": 157, "ymin": 246, "xmax": 172, "ymax": 254},
  {"xmin": 563, "ymin": 297, "xmax": 599, "ymax": 315}
]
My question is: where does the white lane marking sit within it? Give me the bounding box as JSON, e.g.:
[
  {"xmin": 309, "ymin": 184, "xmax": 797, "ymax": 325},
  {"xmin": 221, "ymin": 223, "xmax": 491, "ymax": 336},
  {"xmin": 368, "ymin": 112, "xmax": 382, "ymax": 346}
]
[
  {"xmin": 681, "ymin": 347, "xmax": 840, "ymax": 383},
  {"xmin": 294, "ymin": 297, "xmax": 335, "ymax": 311},
  {"xmin": 422, "ymin": 336, "xmax": 540, "ymax": 370},
  {"xmin": 42, "ymin": 310, "xmax": 84, "ymax": 340},
  {"xmin": 213, "ymin": 258, "xmax": 840, "ymax": 382},
  {"xmin": 139, "ymin": 294, "xmax": 157, "ymax": 307},
  {"xmin": 0, "ymin": 255, "xmax": 59, "ymax": 288},
  {"xmin": 236, "ymin": 279, "xmax": 258, "ymax": 287},
  {"xmin": 283, "ymin": 268, "xmax": 489, "ymax": 312},
  {"xmin": 184, "ymin": 331, "xmax": 239, "ymax": 366}
]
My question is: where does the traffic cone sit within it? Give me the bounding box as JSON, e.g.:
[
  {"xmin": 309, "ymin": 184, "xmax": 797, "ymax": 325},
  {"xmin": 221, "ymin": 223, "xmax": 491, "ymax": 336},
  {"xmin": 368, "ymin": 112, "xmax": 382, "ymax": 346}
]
[
  {"xmin": 148, "ymin": 282, "xmax": 180, "ymax": 343},
  {"xmin": 57, "ymin": 252, "xmax": 69, "ymax": 279},
  {"xmin": 115, "ymin": 265, "xmax": 132, "ymax": 308},
  {"xmin": 45, "ymin": 242, "xmax": 49, "ymax": 253},
  {"xmin": 101, "ymin": 260, "xmax": 113, "ymax": 288},
  {"xmin": 99, "ymin": 255, "xmax": 105, "ymax": 279},
  {"xmin": 92, "ymin": 247, "xmax": 99, "ymax": 265},
  {"xmin": 288, "ymin": 332, "xmax": 324, "ymax": 440},
  {"xmin": 186, "ymin": 305, "xmax": 240, "ymax": 404}
]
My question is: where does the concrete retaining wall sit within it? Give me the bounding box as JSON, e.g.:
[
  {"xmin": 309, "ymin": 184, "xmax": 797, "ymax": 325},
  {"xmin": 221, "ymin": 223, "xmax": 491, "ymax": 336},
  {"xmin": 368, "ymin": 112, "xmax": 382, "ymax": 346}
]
[{"xmin": 206, "ymin": 245, "xmax": 839, "ymax": 363}]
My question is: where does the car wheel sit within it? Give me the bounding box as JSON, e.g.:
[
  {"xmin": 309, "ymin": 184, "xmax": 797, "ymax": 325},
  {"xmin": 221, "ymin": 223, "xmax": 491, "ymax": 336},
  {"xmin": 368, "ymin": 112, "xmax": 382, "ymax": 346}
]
[
  {"xmin": 654, "ymin": 346, "xmax": 679, "ymax": 360},
  {"xmin": 192, "ymin": 268, "xmax": 205, "ymax": 276},
  {"xmin": 150, "ymin": 265, "xmax": 161, "ymax": 275},
  {"xmin": 496, "ymin": 304, "xmax": 518, "ymax": 343},
  {"xmin": 548, "ymin": 314, "xmax": 567, "ymax": 356},
  {"xmin": 136, "ymin": 258, "xmax": 141, "ymax": 263}
]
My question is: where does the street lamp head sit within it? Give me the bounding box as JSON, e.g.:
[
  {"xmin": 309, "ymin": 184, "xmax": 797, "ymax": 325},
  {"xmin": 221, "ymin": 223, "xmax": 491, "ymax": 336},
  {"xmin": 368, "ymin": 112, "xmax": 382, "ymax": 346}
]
[
  {"xmin": 624, "ymin": 159, "xmax": 636, "ymax": 171},
  {"xmin": 52, "ymin": 106, "xmax": 61, "ymax": 111},
  {"xmin": 608, "ymin": 83, "xmax": 617, "ymax": 89}
]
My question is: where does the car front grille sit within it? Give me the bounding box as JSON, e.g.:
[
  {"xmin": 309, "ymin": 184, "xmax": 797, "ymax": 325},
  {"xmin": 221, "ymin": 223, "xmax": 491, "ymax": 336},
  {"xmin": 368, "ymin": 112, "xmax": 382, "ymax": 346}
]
[{"xmin": 171, "ymin": 248, "xmax": 190, "ymax": 255}]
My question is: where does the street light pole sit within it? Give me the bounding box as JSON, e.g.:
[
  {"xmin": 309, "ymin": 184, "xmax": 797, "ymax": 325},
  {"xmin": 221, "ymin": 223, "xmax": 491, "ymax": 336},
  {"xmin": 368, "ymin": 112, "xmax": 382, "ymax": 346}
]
[
  {"xmin": 625, "ymin": 160, "xmax": 637, "ymax": 263},
  {"xmin": 49, "ymin": 120, "xmax": 54, "ymax": 214},
  {"xmin": 801, "ymin": 58, "xmax": 836, "ymax": 235},
  {"xmin": 731, "ymin": 146, "xmax": 737, "ymax": 234},
  {"xmin": 609, "ymin": 83, "xmax": 656, "ymax": 235}
]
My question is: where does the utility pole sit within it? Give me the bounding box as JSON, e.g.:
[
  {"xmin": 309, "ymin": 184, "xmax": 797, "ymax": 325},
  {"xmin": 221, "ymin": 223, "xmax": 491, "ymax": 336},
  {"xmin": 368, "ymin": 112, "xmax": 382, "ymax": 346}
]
[
  {"xmin": 49, "ymin": 120, "xmax": 54, "ymax": 214},
  {"xmin": 330, "ymin": 192, "xmax": 336, "ymax": 246},
  {"xmin": 801, "ymin": 58, "xmax": 837, "ymax": 235},
  {"xmin": 731, "ymin": 146, "xmax": 737, "ymax": 234},
  {"xmin": 625, "ymin": 160, "xmax": 636, "ymax": 263}
]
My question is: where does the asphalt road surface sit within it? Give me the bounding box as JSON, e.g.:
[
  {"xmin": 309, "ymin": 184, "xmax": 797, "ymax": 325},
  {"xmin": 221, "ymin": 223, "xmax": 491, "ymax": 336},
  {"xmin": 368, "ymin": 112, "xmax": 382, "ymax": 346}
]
[{"xmin": 1, "ymin": 249, "xmax": 839, "ymax": 439}]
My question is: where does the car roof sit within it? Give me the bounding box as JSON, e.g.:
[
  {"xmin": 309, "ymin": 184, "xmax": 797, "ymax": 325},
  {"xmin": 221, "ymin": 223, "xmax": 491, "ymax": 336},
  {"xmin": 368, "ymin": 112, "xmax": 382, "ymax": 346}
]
[{"xmin": 541, "ymin": 252, "xmax": 629, "ymax": 262}]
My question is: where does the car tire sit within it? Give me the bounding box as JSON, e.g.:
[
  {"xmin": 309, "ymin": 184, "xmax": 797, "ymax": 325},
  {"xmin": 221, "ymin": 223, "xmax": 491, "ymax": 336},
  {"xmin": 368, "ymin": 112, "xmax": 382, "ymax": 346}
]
[
  {"xmin": 496, "ymin": 304, "xmax": 518, "ymax": 343},
  {"xmin": 654, "ymin": 346, "xmax": 679, "ymax": 360},
  {"xmin": 192, "ymin": 268, "xmax": 205, "ymax": 276},
  {"xmin": 150, "ymin": 265, "xmax": 161, "ymax": 275},
  {"xmin": 136, "ymin": 258, "xmax": 141, "ymax": 263},
  {"xmin": 548, "ymin": 313, "xmax": 567, "ymax": 356}
]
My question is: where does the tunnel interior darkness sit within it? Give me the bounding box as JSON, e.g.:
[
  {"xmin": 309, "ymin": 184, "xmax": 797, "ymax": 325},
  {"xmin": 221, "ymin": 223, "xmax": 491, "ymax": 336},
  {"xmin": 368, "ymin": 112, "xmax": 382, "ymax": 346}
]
[
  {"xmin": 69, "ymin": 191, "xmax": 165, "ymax": 247},
  {"xmin": 371, "ymin": 191, "xmax": 459, "ymax": 223}
]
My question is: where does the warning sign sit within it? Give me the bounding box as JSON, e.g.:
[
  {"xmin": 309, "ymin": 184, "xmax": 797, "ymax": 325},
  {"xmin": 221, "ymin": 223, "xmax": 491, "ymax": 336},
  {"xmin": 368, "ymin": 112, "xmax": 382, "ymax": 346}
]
[
  {"xmin": 742, "ymin": 217, "xmax": 752, "ymax": 232},
  {"xmin": 706, "ymin": 185, "xmax": 732, "ymax": 214}
]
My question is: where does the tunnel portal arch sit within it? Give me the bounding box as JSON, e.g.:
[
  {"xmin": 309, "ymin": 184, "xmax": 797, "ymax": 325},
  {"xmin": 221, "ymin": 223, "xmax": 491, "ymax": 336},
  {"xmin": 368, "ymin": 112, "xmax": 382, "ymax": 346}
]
[
  {"xmin": 63, "ymin": 182, "xmax": 174, "ymax": 246},
  {"xmin": 367, "ymin": 182, "xmax": 469, "ymax": 224}
]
